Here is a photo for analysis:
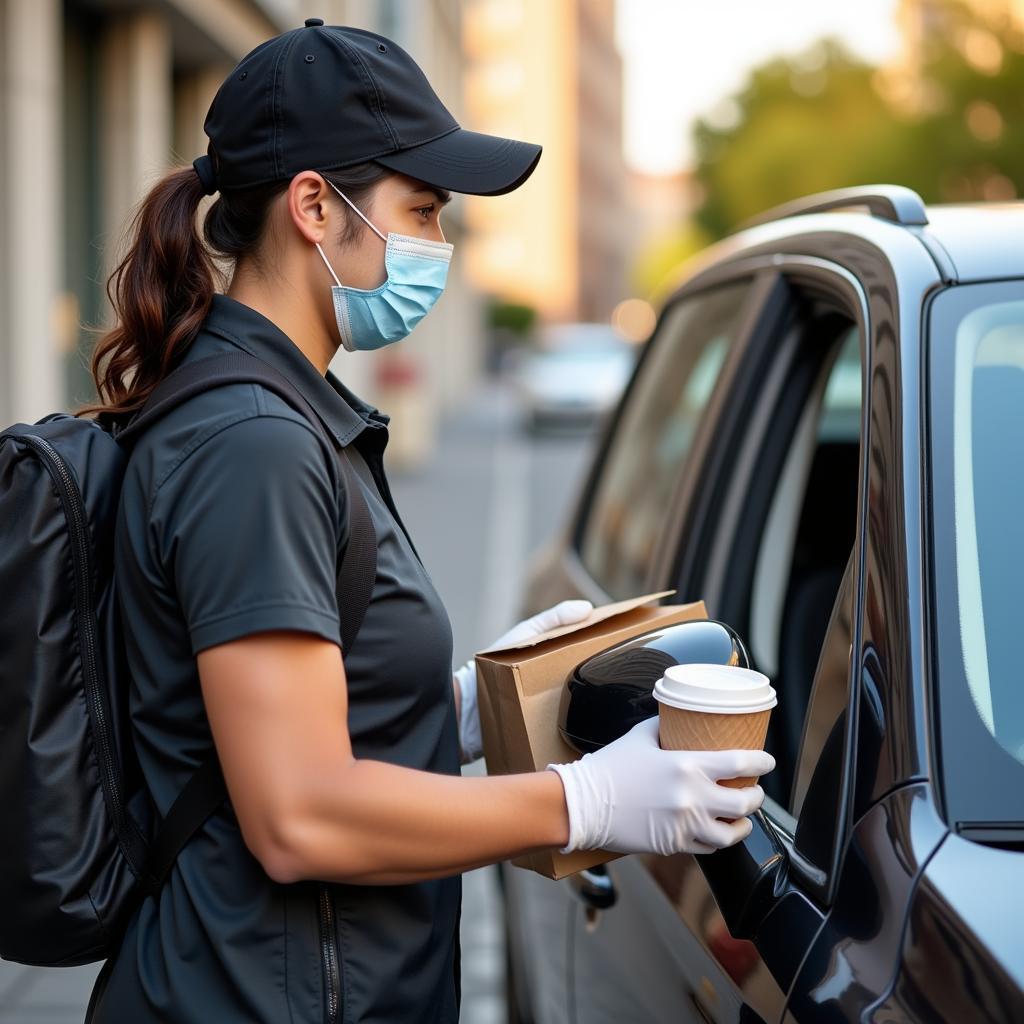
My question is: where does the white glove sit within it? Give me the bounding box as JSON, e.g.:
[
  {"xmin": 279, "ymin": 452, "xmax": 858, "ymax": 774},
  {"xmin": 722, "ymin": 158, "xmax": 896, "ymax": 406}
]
[
  {"xmin": 546, "ymin": 716, "xmax": 775, "ymax": 856},
  {"xmin": 454, "ymin": 599, "xmax": 594, "ymax": 765}
]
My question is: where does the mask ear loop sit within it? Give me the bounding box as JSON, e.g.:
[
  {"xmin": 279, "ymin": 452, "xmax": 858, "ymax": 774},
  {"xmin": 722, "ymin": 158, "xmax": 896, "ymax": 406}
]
[
  {"xmin": 325, "ymin": 179, "xmax": 388, "ymax": 242},
  {"xmin": 315, "ymin": 242, "xmax": 344, "ymax": 287}
]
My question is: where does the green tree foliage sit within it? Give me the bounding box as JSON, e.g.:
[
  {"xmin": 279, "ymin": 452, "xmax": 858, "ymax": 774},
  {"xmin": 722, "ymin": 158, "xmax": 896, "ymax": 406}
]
[
  {"xmin": 694, "ymin": 39, "xmax": 908, "ymax": 237},
  {"xmin": 486, "ymin": 297, "xmax": 537, "ymax": 336},
  {"xmin": 905, "ymin": 1, "xmax": 1024, "ymax": 203},
  {"xmin": 691, "ymin": 1, "xmax": 1024, "ymax": 240}
]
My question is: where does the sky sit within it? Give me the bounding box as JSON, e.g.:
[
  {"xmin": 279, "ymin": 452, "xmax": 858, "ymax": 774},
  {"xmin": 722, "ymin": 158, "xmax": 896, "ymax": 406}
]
[{"xmin": 614, "ymin": 0, "xmax": 903, "ymax": 174}]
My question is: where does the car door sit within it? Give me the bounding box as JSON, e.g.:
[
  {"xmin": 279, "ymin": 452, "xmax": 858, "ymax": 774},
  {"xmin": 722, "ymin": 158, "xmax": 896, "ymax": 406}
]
[
  {"xmin": 852, "ymin": 280, "xmax": 1024, "ymax": 1024},
  {"xmin": 570, "ymin": 555, "xmax": 857, "ymax": 1024},
  {"xmin": 567, "ymin": 261, "xmax": 869, "ymax": 1024}
]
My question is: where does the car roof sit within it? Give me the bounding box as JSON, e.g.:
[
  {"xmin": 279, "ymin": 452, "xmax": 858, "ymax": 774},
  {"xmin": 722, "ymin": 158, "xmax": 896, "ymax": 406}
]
[
  {"xmin": 917, "ymin": 203, "xmax": 1024, "ymax": 281},
  {"xmin": 656, "ymin": 192, "xmax": 1024, "ymax": 304}
]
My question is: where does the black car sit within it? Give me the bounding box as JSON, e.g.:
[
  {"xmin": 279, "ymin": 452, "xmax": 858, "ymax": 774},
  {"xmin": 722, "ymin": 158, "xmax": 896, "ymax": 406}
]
[{"xmin": 501, "ymin": 186, "xmax": 1024, "ymax": 1023}]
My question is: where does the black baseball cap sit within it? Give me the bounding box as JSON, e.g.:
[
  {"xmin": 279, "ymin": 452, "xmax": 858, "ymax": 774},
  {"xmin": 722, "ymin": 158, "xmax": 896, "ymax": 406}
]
[{"xmin": 192, "ymin": 19, "xmax": 542, "ymax": 198}]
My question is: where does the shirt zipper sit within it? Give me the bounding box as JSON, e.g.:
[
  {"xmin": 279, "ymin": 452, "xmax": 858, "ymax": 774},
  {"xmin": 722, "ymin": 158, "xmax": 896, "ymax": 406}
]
[{"xmin": 318, "ymin": 884, "xmax": 341, "ymax": 1023}]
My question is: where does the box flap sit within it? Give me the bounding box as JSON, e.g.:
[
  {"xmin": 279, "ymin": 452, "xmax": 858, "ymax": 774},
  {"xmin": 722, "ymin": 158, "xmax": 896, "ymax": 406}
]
[{"xmin": 475, "ymin": 589, "xmax": 677, "ymax": 655}]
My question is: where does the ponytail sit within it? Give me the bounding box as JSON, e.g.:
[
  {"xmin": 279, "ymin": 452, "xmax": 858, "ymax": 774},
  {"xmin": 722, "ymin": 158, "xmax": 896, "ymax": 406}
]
[
  {"xmin": 74, "ymin": 158, "xmax": 391, "ymax": 426},
  {"xmin": 75, "ymin": 166, "xmax": 216, "ymax": 424}
]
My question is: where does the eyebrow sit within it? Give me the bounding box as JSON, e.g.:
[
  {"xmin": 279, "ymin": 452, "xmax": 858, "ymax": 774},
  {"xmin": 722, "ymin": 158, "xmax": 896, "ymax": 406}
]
[{"xmin": 408, "ymin": 186, "xmax": 452, "ymax": 206}]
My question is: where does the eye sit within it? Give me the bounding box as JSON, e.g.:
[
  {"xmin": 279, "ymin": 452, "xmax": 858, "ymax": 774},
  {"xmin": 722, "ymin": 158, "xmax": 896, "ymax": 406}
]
[{"xmin": 415, "ymin": 204, "xmax": 436, "ymax": 220}]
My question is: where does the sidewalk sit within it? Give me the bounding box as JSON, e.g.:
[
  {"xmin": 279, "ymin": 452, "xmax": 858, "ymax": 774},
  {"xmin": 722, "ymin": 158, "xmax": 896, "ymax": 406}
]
[{"xmin": 0, "ymin": 962, "xmax": 101, "ymax": 1023}]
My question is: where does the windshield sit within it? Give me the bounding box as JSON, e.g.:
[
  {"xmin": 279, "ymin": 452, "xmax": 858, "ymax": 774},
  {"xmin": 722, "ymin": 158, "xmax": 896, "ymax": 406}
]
[{"xmin": 929, "ymin": 281, "xmax": 1024, "ymax": 826}]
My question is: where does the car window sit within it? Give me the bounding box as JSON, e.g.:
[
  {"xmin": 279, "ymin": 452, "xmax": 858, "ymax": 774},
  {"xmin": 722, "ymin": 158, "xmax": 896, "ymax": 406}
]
[
  {"xmin": 723, "ymin": 315, "xmax": 862, "ymax": 904},
  {"xmin": 929, "ymin": 281, "xmax": 1024, "ymax": 829},
  {"xmin": 742, "ymin": 321, "xmax": 861, "ymax": 813},
  {"xmin": 578, "ymin": 281, "xmax": 754, "ymax": 598},
  {"xmin": 749, "ymin": 327, "xmax": 859, "ymax": 683},
  {"xmin": 949, "ymin": 301, "xmax": 1024, "ymax": 761}
]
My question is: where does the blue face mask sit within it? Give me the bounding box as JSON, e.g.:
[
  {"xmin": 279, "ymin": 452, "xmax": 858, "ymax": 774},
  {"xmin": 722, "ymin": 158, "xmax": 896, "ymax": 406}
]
[{"xmin": 315, "ymin": 180, "xmax": 454, "ymax": 353}]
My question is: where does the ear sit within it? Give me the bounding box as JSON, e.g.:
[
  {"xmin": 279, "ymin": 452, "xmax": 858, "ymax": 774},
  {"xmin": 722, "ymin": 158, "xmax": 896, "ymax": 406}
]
[{"xmin": 286, "ymin": 172, "xmax": 336, "ymax": 246}]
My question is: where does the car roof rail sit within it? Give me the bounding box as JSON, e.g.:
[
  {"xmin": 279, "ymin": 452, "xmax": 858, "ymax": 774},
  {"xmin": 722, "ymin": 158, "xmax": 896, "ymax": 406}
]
[{"xmin": 741, "ymin": 185, "xmax": 929, "ymax": 229}]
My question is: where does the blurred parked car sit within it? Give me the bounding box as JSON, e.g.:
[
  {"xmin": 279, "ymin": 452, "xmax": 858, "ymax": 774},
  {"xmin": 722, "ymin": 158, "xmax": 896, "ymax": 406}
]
[
  {"xmin": 511, "ymin": 323, "xmax": 637, "ymax": 433},
  {"xmin": 501, "ymin": 186, "xmax": 1024, "ymax": 1023}
]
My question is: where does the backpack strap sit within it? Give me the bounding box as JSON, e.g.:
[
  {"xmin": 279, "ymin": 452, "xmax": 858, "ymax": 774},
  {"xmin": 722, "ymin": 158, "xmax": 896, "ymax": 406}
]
[
  {"xmin": 115, "ymin": 351, "xmax": 378, "ymax": 898},
  {"xmin": 117, "ymin": 350, "xmax": 378, "ymax": 650}
]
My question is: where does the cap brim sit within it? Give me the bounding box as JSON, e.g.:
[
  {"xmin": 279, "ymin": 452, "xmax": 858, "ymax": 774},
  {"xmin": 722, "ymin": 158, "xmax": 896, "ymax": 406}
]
[{"xmin": 374, "ymin": 127, "xmax": 542, "ymax": 196}]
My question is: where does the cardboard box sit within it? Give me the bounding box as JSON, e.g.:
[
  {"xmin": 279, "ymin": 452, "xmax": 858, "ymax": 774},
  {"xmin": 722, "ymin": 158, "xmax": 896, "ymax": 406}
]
[{"xmin": 475, "ymin": 591, "xmax": 708, "ymax": 879}]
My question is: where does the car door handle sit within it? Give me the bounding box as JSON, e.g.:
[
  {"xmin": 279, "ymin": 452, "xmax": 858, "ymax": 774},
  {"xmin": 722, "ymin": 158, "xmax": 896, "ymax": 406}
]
[{"xmin": 569, "ymin": 863, "xmax": 617, "ymax": 910}]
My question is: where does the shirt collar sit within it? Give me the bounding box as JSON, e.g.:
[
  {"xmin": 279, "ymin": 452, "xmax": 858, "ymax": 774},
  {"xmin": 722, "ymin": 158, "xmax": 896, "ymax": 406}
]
[{"xmin": 198, "ymin": 293, "xmax": 388, "ymax": 447}]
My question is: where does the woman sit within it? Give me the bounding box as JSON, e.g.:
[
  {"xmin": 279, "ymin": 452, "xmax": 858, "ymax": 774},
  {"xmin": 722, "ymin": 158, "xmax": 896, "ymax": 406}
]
[{"xmin": 78, "ymin": 20, "xmax": 774, "ymax": 1024}]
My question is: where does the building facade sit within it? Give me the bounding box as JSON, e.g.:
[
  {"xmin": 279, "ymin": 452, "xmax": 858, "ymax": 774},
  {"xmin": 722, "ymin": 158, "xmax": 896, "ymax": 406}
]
[
  {"xmin": 0, "ymin": 0, "xmax": 482, "ymax": 467},
  {"xmin": 461, "ymin": 0, "xmax": 629, "ymax": 325}
]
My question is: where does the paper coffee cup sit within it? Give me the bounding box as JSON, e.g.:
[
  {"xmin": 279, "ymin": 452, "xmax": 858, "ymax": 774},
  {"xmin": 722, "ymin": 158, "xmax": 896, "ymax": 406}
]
[{"xmin": 653, "ymin": 663, "xmax": 777, "ymax": 789}]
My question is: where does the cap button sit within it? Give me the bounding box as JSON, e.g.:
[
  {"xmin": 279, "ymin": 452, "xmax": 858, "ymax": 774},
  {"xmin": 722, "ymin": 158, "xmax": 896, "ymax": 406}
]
[{"xmin": 304, "ymin": 17, "xmax": 324, "ymax": 27}]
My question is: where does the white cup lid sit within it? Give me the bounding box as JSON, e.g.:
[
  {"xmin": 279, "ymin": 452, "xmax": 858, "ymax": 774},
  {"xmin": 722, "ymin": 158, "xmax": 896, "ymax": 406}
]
[{"xmin": 653, "ymin": 663, "xmax": 777, "ymax": 714}]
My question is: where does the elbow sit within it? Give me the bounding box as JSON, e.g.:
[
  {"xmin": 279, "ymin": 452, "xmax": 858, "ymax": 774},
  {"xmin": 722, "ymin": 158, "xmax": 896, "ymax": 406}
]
[
  {"xmin": 242, "ymin": 809, "xmax": 315, "ymax": 885},
  {"xmin": 235, "ymin": 759, "xmax": 366, "ymax": 884},
  {"xmin": 245, "ymin": 807, "xmax": 363, "ymax": 885},
  {"xmin": 255, "ymin": 840, "xmax": 307, "ymax": 886}
]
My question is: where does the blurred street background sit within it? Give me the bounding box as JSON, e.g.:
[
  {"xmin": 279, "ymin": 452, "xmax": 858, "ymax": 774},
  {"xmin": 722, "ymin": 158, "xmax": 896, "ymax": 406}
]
[{"xmin": 6, "ymin": 0, "xmax": 1024, "ymax": 1019}]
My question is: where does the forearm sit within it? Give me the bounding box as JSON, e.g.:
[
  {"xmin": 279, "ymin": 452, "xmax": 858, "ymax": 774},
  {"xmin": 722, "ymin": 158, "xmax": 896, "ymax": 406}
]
[{"xmin": 282, "ymin": 758, "xmax": 570, "ymax": 885}]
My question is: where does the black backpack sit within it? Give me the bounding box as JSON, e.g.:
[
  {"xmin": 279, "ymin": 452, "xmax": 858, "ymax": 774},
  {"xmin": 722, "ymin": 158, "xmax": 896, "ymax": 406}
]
[{"xmin": 0, "ymin": 351, "xmax": 377, "ymax": 967}]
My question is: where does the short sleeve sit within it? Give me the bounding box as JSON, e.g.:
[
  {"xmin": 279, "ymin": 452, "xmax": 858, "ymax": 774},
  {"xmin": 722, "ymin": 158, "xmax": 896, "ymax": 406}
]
[{"xmin": 151, "ymin": 414, "xmax": 342, "ymax": 655}]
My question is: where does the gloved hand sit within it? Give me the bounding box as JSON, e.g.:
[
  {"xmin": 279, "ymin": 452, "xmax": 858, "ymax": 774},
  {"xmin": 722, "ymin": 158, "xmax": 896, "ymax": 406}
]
[
  {"xmin": 546, "ymin": 716, "xmax": 775, "ymax": 856},
  {"xmin": 454, "ymin": 599, "xmax": 594, "ymax": 765}
]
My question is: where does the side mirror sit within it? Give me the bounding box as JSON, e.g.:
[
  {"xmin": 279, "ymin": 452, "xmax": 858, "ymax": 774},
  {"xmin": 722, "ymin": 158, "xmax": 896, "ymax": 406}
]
[{"xmin": 557, "ymin": 618, "xmax": 750, "ymax": 755}]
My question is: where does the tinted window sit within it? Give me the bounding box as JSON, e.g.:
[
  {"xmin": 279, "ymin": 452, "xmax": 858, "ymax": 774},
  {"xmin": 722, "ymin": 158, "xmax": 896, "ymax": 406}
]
[
  {"xmin": 735, "ymin": 321, "xmax": 860, "ymax": 812},
  {"xmin": 749, "ymin": 326, "xmax": 860, "ymax": 685},
  {"xmin": 818, "ymin": 328, "xmax": 861, "ymax": 441},
  {"xmin": 579, "ymin": 282, "xmax": 752, "ymax": 598},
  {"xmin": 930, "ymin": 282, "xmax": 1024, "ymax": 825}
]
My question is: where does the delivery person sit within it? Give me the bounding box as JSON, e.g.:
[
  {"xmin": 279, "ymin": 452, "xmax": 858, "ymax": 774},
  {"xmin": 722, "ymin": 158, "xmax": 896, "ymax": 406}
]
[{"xmin": 80, "ymin": 20, "xmax": 775, "ymax": 1024}]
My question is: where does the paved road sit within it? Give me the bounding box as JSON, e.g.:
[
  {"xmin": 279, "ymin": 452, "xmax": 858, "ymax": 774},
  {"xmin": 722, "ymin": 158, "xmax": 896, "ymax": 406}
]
[{"xmin": 0, "ymin": 378, "xmax": 598, "ymax": 1023}]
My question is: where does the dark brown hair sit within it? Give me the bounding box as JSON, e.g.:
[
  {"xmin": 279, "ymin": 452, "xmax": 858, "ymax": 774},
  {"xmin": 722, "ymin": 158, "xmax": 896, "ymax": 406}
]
[{"xmin": 74, "ymin": 160, "xmax": 392, "ymax": 426}]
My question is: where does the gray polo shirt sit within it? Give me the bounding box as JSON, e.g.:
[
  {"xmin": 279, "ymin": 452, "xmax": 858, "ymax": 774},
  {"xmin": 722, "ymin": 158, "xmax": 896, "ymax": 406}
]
[{"xmin": 86, "ymin": 293, "xmax": 462, "ymax": 1024}]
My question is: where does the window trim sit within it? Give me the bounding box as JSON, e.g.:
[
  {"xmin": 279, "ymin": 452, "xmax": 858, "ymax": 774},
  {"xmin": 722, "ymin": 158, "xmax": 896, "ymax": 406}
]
[{"xmin": 791, "ymin": 550, "xmax": 857, "ymax": 816}]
